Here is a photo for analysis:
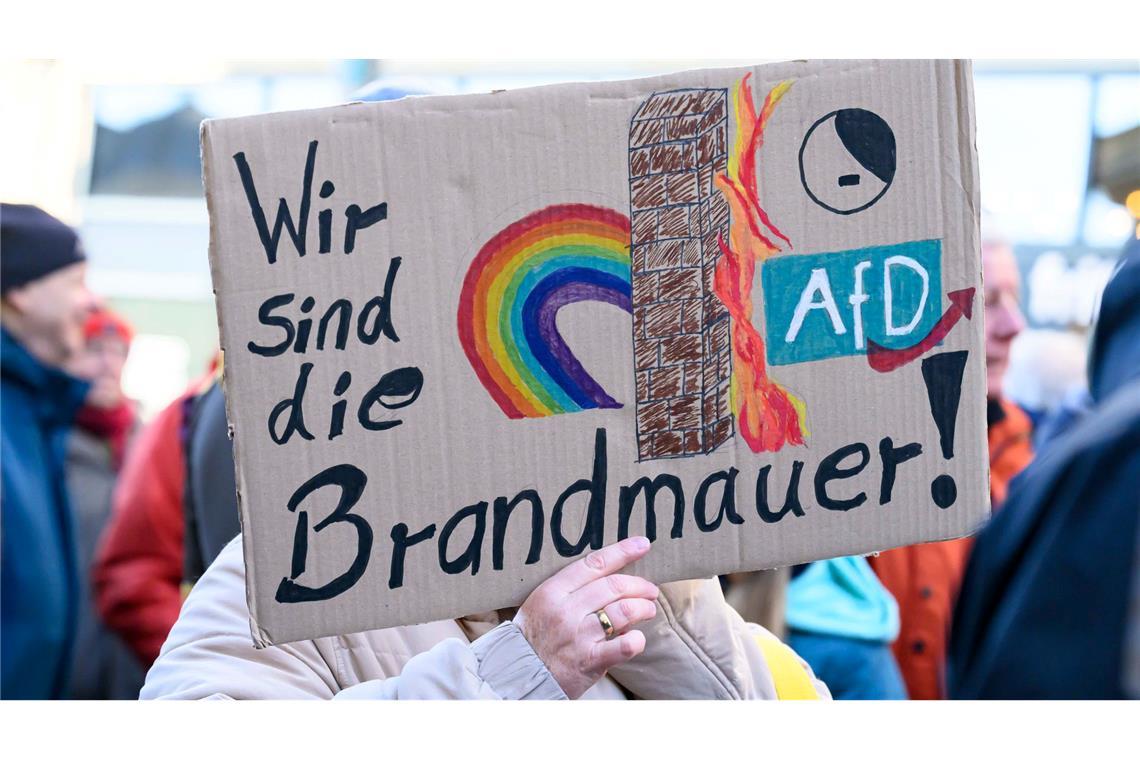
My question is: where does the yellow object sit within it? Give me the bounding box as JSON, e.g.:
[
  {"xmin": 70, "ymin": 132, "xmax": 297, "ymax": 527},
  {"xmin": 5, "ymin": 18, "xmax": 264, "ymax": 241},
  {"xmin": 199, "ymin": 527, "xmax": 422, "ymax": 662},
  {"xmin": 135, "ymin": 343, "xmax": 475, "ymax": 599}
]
[
  {"xmin": 1125, "ymin": 189, "xmax": 1140, "ymax": 219},
  {"xmin": 755, "ymin": 635, "xmax": 820, "ymax": 700}
]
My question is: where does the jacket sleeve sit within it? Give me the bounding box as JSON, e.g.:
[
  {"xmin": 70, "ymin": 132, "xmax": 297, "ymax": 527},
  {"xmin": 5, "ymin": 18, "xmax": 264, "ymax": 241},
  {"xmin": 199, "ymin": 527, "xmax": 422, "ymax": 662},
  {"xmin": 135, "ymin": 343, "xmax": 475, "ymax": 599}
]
[
  {"xmin": 140, "ymin": 538, "xmax": 566, "ymax": 700},
  {"xmin": 334, "ymin": 623, "xmax": 566, "ymax": 700},
  {"xmin": 607, "ymin": 577, "xmax": 831, "ymax": 700},
  {"xmin": 92, "ymin": 394, "xmax": 188, "ymax": 666}
]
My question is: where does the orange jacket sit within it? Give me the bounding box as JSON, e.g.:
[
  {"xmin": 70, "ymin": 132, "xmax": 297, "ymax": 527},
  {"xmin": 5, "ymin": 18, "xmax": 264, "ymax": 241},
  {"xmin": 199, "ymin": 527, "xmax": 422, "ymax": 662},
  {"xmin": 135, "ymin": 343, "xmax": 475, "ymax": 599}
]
[{"xmin": 869, "ymin": 398, "xmax": 1033, "ymax": 699}]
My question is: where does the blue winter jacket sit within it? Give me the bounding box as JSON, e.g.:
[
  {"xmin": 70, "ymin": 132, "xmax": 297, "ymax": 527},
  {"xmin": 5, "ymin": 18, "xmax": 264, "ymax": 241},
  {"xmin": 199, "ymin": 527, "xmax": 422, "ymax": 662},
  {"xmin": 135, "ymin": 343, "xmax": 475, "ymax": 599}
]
[{"xmin": 1, "ymin": 327, "xmax": 89, "ymax": 699}]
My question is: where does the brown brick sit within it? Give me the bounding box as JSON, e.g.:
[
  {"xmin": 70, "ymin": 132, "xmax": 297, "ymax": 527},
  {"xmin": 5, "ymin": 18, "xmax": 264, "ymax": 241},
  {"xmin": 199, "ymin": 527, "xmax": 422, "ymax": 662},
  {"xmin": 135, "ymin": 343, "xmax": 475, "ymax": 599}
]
[
  {"xmin": 681, "ymin": 238, "xmax": 703, "ymax": 267},
  {"xmin": 702, "ymin": 230, "xmax": 720, "ymax": 256},
  {"xmin": 649, "ymin": 143, "xmax": 693, "ymax": 174},
  {"xmin": 699, "ymin": 127, "xmax": 725, "ymax": 166},
  {"xmin": 635, "ymin": 369, "xmax": 649, "ymax": 401},
  {"xmin": 632, "ymin": 272, "xmax": 659, "ymax": 304},
  {"xmin": 699, "ymin": 98, "xmax": 726, "ymax": 132},
  {"xmin": 697, "ymin": 130, "xmax": 718, "ymax": 165},
  {"xmin": 660, "ymin": 334, "xmax": 701, "ymax": 365},
  {"xmin": 719, "ymin": 349, "xmax": 733, "ymax": 380},
  {"xmin": 658, "ymin": 268, "xmax": 701, "ymax": 301},
  {"xmin": 631, "ymin": 210, "xmax": 657, "ymax": 245},
  {"xmin": 666, "ymin": 172, "xmax": 700, "ymax": 204},
  {"xmin": 698, "ymin": 164, "xmax": 715, "ymax": 199},
  {"xmin": 680, "ymin": 299, "xmax": 703, "ymax": 334},
  {"xmin": 631, "ymin": 174, "xmax": 668, "ymax": 211},
  {"xmin": 658, "ymin": 206, "xmax": 690, "ymax": 239},
  {"xmin": 713, "ymin": 154, "xmax": 728, "ymax": 178},
  {"xmin": 671, "ymin": 396, "xmax": 701, "ymax": 428},
  {"xmin": 684, "ymin": 199, "xmax": 702, "ymax": 238},
  {"xmin": 638, "ymin": 438, "xmax": 655, "ymax": 460},
  {"xmin": 683, "ymin": 362, "xmax": 703, "ymax": 395},
  {"xmin": 637, "ymin": 92, "xmax": 689, "ymax": 119},
  {"xmin": 639, "ymin": 399, "xmax": 670, "ymax": 433},
  {"xmin": 644, "ymin": 301, "xmax": 684, "ymax": 337},
  {"xmin": 702, "ymin": 358, "xmax": 720, "ymax": 389},
  {"xmin": 649, "ymin": 366, "xmax": 683, "ymax": 399},
  {"xmin": 639, "ymin": 90, "xmax": 723, "ymax": 120},
  {"xmin": 688, "ymin": 198, "xmax": 706, "ymax": 233},
  {"xmin": 683, "ymin": 430, "xmax": 703, "ymax": 454},
  {"xmin": 634, "ymin": 336, "xmax": 660, "ymax": 371},
  {"xmin": 644, "ymin": 240, "xmax": 684, "ymax": 270},
  {"xmin": 709, "ymin": 318, "xmax": 731, "ymax": 356},
  {"xmin": 629, "ymin": 148, "xmax": 651, "ymax": 178},
  {"xmin": 650, "ymin": 431, "xmax": 684, "ymax": 458},
  {"xmin": 704, "ymin": 295, "xmax": 728, "ymax": 326},
  {"xmin": 694, "ymin": 90, "xmax": 727, "ymax": 115},
  {"xmin": 708, "ymin": 192, "xmax": 730, "ymax": 230},
  {"xmin": 664, "ymin": 114, "xmax": 703, "ymax": 141},
  {"xmin": 713, "ymin": 417, "xmax": 733, "ymax": 445},
  {"xmin": 703, "ymin": 359, "xmax": 720, "ymax": 384},
  {"xmin": 630, "ymin": 119, "xmax": 663, "ymax": 148},
  {"xmin": 716, "ymin": 387, "xmax": 732, "ymax": 419},
  {"xmin": 702, "ymin": 392, "xmax": 717, "ymax": 421},
  {"xmin": 710, "ymin": 372, "xmax": 730, "ymax": 400},
  {"xmin": 702, "ymin": 260, "xmax": 718, "ymax": 291},
  {"xmin": 705, "ymin": 419, "xmax": 732, "ymax": 452},
  {"xmin": 633, "ymin": 306, "xmax": 646, "ymax": 338}
]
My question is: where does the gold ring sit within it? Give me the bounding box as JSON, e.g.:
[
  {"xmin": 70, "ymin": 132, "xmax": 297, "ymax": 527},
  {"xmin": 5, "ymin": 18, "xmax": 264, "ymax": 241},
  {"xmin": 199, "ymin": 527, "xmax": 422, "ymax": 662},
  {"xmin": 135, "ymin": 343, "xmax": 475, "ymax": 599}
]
[{"xmin": 595, "ymin": 609, "xmax": 615, "ymax": 639}]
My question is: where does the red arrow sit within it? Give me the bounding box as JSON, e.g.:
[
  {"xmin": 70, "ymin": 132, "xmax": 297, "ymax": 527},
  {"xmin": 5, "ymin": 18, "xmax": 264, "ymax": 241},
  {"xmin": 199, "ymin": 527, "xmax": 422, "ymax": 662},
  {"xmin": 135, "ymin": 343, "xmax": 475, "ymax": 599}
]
[{"xmin": 866, "ymin": 287, "xmax": 975, "ymax": 372}]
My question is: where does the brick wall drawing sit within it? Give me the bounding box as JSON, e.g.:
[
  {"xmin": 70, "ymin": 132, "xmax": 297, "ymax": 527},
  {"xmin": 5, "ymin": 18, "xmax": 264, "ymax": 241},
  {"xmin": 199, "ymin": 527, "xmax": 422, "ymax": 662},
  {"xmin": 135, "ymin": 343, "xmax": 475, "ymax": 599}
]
[{"xmin": 628, "ymin": 88, "xmax": 735, "ymax": 461}]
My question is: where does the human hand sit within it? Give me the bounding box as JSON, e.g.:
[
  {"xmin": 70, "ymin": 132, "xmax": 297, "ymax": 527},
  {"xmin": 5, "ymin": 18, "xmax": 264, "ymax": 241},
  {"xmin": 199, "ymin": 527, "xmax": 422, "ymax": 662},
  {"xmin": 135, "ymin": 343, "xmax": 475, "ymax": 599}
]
[{"xmin": 513, "ymin": 537, "xmax": 658, "ymax": 698}]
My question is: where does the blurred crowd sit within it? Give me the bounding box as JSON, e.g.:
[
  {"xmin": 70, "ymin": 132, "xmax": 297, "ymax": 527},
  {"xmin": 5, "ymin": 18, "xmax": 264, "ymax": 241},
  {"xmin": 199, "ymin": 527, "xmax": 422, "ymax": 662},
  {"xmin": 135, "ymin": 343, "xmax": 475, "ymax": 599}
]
[
  {"xmin": 2, "ymin": 96, "xmax": 1139, "ymax": 699},
  {"xmin": 5, "ymin": 199, "xmax": 1137, "ymax": 700}
]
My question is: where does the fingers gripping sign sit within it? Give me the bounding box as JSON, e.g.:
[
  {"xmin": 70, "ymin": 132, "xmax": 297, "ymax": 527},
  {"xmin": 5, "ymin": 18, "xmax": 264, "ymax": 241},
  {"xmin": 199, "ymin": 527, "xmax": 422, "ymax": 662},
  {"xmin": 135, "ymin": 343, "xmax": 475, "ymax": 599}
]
[{"xmin": 513, "ymin": 536, "xmax": 658, "ymax": 698}]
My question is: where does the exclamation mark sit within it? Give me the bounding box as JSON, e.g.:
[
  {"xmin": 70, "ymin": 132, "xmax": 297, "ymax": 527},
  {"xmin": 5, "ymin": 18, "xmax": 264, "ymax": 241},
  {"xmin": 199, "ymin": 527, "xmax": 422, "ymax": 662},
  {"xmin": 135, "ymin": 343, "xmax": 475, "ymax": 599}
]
[{"xmin": 920, "ymin": 350, "xmax": 968, "ymax": 509}]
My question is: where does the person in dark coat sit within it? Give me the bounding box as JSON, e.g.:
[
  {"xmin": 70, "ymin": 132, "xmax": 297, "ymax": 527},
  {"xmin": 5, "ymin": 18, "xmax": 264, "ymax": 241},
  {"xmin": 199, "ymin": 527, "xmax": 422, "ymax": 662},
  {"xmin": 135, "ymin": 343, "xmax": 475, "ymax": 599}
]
[
  {"xmin": 182, "ymin": 378, "xmax": 241, "ymax": 581},
  {"xmin": 1, "ymin": 203, "xmax": 98, "ymax": 699},
  {"xmin": 948, "ymin": 238, "xmax": 1140, "ymax": 699}
]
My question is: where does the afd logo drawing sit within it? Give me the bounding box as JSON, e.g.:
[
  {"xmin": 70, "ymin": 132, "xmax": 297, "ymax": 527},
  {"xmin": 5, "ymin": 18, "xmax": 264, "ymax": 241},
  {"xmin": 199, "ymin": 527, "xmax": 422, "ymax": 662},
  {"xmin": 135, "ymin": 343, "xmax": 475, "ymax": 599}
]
[{"xmin": 799, "ymin": 108, "xmax": 897, "ymax": 216}]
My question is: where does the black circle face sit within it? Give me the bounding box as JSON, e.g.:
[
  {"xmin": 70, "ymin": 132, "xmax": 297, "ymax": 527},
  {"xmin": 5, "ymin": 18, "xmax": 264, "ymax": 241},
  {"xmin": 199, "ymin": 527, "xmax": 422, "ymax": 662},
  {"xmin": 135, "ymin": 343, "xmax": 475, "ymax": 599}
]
[{"xmin": 799, "ymin": 108, "xmax": 896, "ymax": 215}]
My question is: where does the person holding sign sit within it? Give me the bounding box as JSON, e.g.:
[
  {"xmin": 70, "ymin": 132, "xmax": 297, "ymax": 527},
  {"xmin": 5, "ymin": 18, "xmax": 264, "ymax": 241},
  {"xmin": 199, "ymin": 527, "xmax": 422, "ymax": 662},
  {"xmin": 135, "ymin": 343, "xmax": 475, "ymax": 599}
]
[
  {"xmin": 141, "ymin": 536, "xmax": 829, "ymax": 699},
  {"xmin": 167, "ymin": 58, "xmax": 986, "ymax": 702}
]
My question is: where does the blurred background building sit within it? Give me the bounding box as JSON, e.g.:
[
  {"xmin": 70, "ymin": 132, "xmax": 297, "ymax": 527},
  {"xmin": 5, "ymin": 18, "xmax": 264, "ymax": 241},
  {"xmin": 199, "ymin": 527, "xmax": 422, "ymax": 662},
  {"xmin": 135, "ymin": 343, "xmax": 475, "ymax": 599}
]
[{"xmin": 1, "ymin": 59, "xmax": 1136, "ymax": 419}]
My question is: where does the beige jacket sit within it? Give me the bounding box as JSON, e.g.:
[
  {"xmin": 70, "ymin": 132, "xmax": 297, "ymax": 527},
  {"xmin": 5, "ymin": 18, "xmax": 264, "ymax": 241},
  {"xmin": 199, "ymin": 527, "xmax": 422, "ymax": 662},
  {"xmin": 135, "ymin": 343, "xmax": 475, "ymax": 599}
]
[{"xmin": 141, "ymin": 537, "xmax": 829, "ymax": 700}]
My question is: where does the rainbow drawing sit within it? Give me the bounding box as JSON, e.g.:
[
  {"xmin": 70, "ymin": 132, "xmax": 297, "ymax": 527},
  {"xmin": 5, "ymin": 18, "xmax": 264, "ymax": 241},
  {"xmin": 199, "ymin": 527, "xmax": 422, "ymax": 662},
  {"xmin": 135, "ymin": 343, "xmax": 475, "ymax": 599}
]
[{"xmin": 458, "ymin": 204, "xmax": 632, "ymax": 419}]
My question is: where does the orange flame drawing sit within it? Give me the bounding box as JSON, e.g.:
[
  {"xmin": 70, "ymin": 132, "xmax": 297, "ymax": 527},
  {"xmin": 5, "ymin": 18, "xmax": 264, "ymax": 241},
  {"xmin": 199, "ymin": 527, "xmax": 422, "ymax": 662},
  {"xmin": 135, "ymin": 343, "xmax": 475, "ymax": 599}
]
[{"xmin": 713, "ymin": 74, "xmax": 808, "ymax": 453}]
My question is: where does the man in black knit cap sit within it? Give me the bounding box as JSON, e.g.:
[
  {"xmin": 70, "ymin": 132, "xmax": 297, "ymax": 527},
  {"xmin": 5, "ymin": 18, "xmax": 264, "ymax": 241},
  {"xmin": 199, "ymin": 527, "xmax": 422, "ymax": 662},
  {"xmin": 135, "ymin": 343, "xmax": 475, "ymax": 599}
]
[{"xmin": 1, "ymin": 203, "xmax": 98, "ymax": 699}]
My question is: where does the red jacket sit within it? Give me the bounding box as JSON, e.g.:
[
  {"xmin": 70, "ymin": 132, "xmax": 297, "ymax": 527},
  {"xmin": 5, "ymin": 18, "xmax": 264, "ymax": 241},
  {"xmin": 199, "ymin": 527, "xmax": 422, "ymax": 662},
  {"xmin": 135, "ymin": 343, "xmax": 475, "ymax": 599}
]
[
  {"xmin": 870, "ymin": 398, "xmax": 1034, "ymax": 699},
  {"xmin": 92, "ymin": 392, "xmax": 191, "ymax": 666}
]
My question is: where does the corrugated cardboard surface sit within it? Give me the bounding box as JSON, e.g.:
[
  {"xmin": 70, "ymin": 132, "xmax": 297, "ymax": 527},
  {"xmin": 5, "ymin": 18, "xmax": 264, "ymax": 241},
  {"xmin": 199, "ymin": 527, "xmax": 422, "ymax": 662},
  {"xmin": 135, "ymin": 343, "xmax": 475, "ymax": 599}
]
[{"xmin": 202, "ymin": 59, "xmax": 987, "ymax": 647}]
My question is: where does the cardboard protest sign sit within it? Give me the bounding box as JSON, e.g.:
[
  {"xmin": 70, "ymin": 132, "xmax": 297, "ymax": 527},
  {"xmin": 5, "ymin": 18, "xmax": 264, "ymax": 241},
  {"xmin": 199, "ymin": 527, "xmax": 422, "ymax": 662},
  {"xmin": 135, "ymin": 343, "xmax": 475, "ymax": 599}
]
[{"xmin": 202, "ymin": 59, "xmax": 987, "ymax": 647}]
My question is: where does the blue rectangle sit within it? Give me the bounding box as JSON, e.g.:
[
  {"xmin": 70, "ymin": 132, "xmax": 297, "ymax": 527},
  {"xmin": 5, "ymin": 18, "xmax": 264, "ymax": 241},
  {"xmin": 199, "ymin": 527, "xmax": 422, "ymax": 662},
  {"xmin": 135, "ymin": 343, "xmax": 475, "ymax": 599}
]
[{"xmin": 761, "ymin": 239, "xmax": 943, "ymax": 366}]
